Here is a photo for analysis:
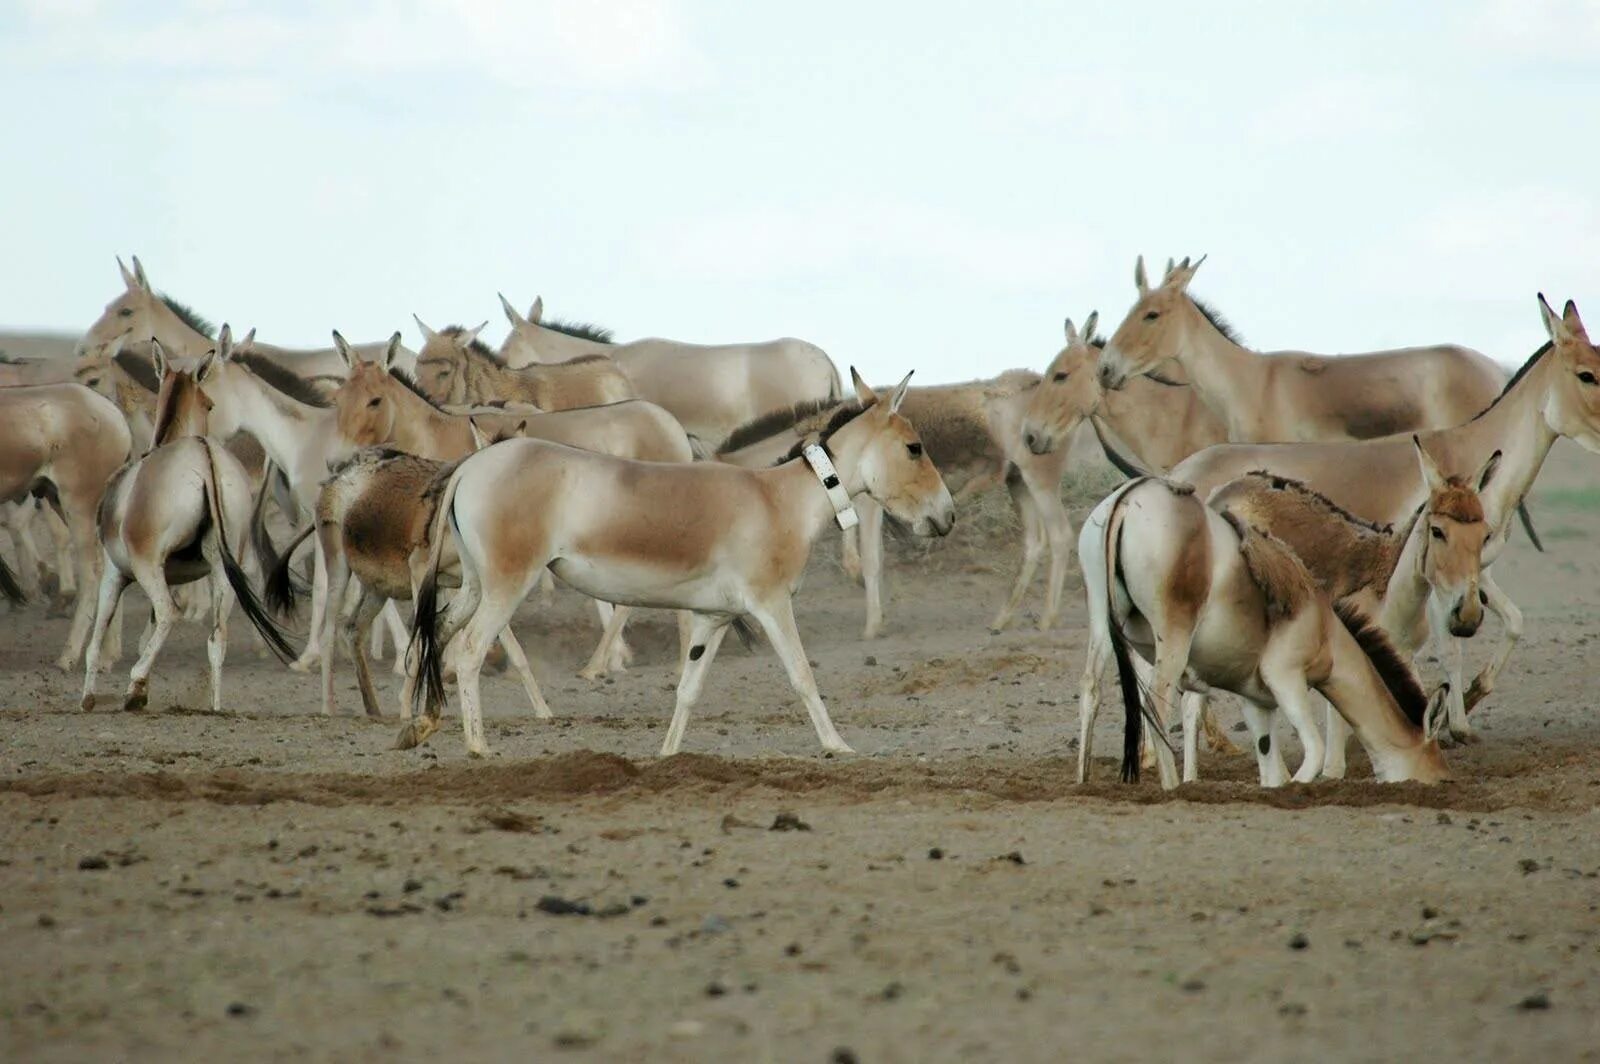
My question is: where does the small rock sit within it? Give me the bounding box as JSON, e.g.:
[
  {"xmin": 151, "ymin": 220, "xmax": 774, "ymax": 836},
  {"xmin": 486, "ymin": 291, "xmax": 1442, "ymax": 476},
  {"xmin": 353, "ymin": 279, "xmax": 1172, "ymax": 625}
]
[
  {"xmin": 536, "ymin": 896, "xmax": 591, "ymax": 917},
  {"xmin": 785, "ymin": 942, "xmax": 803, "ymax": 956},
  {"xmin": 402, "ymin": 878, "xmax": 423, "ymax": 893},
  {"xmin": 1421, "ymin": 906, "xmax": 1439, "ymax": 920},
  {"xmin": 1288, "ymin": 933, "xmax": 1310, "ymax": 951},
  {"xmin": 78, "ymin": 855, "xmax": 108, "ymax": 871},
  {"xmin": 1518, "ymin": 858, "xmax": 1541, "ymax": 875},
  {"xmin": 832, "ymin": 1049, "xmax": 859, "ymax": 1064},
  {"xmin": 881, "ymin": 981, "xmax": 904, "ymax": 1001},
  {"xmin": 1180, "ymin": 978, "xmax": 1206, "ymax": 993},
  {"xmin": 863, "ymin": 655, "xmax": 878, "ymax": 667},
  {"xmin": 1278, "ymin": 1002, "xmax": 1307, "ymax": 1017},
  {"xmin": 37, "ymin": 914, "xmax": 55, "ymax": 928},
  {"xmin": 226, "ymin": 1002, "xmax": 255, "ymax": 1018},
  {"xmin": 1436, "ymin": 812, "xmax": 1453, "ymax": 825},
  {"xmin": 997, "ymin": 851, "xmax": 1026, "ymax": 866},
  {"xmin": 723, "ymin": 877, "xmax": 740, "ymax": 889},
  {"xmin": 770, "ymin": 812, "xmax": 812, "ymax": 832},
  {"xmin": 1518, "ymin": 992, "xmax": 1551, "ymax": 1011},
  {"xmin": 928, "ymin": 847, "xmax": 944, "ymax": 860},
  {"xmin": 705, "ymin": 981, "xmax": 726, "ymax": 998}
]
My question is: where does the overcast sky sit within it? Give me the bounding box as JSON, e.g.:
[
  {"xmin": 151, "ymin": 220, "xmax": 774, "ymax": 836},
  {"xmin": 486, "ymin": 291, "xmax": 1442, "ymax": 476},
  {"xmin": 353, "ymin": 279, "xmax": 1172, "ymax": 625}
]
[{"xmin": 4, "ymin": 1, "xmax": 1597, "ymax": 382}]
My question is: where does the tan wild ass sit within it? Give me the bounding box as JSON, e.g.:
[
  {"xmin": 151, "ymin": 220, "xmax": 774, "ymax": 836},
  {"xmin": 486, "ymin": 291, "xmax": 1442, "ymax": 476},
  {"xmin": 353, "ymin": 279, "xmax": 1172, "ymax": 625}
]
[
  {"xmin": 1142, "ymin": 295, "xmax": 1600, "ymax": 741},
  {"xmin": 1078, "ymin": 477, "xmax": 1451, "ymax": 789},
  {"xmin": 496, "ymin": 294, "xmax": 841, "ymax": 444},
  {"xmin": 76, "ymin": 255, "xmax": 414, "ymax": 383},
  {"xmin": 404, "ymin": 371, "xmax": 955, "ymax": 757},
  {"xmin": 411, "ymin": 318, "xmax": 636, "ymax": 412},
  {"xmin": 1097, "ymin": 256, "xmax": 1508, "ymax": 442},
  {"xmin": 79, "ymin": 354, "xmax": 296, "ymax": 714},
  {"xmin": 1208, "ymin": 438, "xmax": 1498, "ymax": 776}
]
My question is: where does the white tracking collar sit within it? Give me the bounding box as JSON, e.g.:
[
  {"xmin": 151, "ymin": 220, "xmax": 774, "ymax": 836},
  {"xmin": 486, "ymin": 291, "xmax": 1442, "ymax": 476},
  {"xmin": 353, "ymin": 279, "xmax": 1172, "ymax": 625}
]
[{"xmin": 802, "ymin": 443, "xmax": 859, "ymax": 530}]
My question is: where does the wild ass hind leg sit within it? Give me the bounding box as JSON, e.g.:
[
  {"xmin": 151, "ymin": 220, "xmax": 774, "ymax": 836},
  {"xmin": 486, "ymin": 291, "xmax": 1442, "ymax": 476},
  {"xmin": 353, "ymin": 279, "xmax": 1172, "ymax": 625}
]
[
  {"xmin": 349, "ymin": 591, "xmax": 387, "ymax": 719},
  {"xmin": 496, "ymin": 624, "xmax": 551, "ymax": 719},
  {"xmin": 579, "ymin": 604, "xmax": 632, "ymax": 681},
  {"xmin": 660, "ymin": 613, "xmax": 732, "ymax": 756},
  {"xmin": 1463, "ymin": 571, "xmax": 1522, "ymax": 725},
  {"xmin": 203, "ymin": 568, "xmax": 235, "ymax": 716},
  {"xmin": 1259, "ymin": 661, "xmax": 1324, "ymax": 785},
  {"xmin": 750, "ymin": 596, "xmax": 854, "ymax": 755},
  {"xmin": 79, "ymin": 561, "xmax": 130, "ymax": 712},
  {"xmin": 857, "ymin": 498, "xmax": 885, "ymax": 640},
  {"xmin": 289, "ymin": 535, "xmax": 331, "ymax": 673},
  {"xmin": 381, "ymin": 600, "xmax": 408, "ymax": 675},
  {"xmin": 1240, "ymin": 702, "xmax": 1289, "ymax": 788},
  {"xmin": 319, "ymin": 553, "xmax": 356, "ymax": 715},
  {"xmin": 55, "ymin": 506, "xmax": 104, "ymax": 672},
  {"xmin": 122, "ymin": 566, "xmax": 178, "ymax": 712},
  {"xmin": 1077, "ymin": 621, "xmax": 1111, "ymax": 783},
  {"xmin": 1321, "ymin": 695, "xmax": 1352, "ymax": 779},
  {"xmin": 990, "ymin": 466, "xmax": 1044, "ymax": 634}
]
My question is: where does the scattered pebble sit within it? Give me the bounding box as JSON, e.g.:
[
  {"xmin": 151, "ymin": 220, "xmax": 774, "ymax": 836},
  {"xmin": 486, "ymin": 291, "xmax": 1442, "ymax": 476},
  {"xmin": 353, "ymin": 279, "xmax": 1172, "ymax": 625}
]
[
  {"xmin": 996, "ymin": 851, "xmax": 1026, "ymax": 866},
  {"xmin": 771, "ymin": 812, "xmax": 812, "ymax": 832},
  {"xmin": 1518, "ymin": 858, "xmax": 1541, "ymax": 875},
  {"xmin": 1518, "ymin": 992, "xmax": 1551, "ymax": 1011},
  {"xmin": 1288, "ymin": 933, "xmax": 1309, "ymax": 951},
  {"xmin": 226, "ymin": 1002, "xmax": 255, "ymax": 1018},
  {"xmin": 705, "ymin": 981, "xmax": 726, "ymax": 998},
  {"xmin": 928, "ymin": 847, "xmax": 944, "ymax": 860},
  {"xmin": 832, "ymin": 1048, "xmax": 859, "ymax": 1064},
  {"xmin": 536, "ymin": 896, "xmax": 591, "ymax": 917},
  {"xmin": 77, "ymin": 855, "xmax": 108, "ymax": 871}
]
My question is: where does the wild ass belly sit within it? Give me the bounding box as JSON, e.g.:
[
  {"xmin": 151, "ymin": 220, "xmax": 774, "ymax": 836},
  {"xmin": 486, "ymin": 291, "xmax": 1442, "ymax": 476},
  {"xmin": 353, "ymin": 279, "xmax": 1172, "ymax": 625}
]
[{"xmin": 549, "ymin": 554, "xmax": 746, "ymax": 614}]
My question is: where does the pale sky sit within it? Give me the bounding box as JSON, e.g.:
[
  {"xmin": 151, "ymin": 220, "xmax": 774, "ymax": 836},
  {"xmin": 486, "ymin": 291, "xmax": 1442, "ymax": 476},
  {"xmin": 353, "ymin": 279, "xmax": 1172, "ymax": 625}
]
[{"xmin": 4, "ymin": 0, "xmax": 1597, "ymax": 383}]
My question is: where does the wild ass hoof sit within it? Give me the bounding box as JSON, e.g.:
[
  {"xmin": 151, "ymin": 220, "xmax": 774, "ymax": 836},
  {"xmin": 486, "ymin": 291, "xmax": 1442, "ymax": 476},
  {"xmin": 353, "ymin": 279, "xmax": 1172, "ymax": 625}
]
[
  {"xmin": 1443, "ymin": 727, "xmax": 1480, "ymax": 748},
  {"xmin": 394, "ymin": 717, "xmax": 440, "ymax": 750},
  {"xmin": 48, "ymin": 596, "xmax": 74, "ymax": 619},
  {"xmin": 123, "ymin": 689, "xmax": 148, "ymax": 713},
  {"xmin": 287, "ymin": 654, "xmax": 317, "ymax": 674},
  {"xmin": 1463, "ymin": 676, "xmax": 1491, "ymax": 713},
  {"xmin": 80, "ymin": 693, "xmax": 96, "ymax": 712}
]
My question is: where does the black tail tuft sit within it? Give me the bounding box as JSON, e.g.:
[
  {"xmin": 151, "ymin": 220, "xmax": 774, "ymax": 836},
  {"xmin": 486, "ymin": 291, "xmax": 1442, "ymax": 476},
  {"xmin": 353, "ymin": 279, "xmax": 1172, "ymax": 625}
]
[
  {"xmin": 1518, "ymin": 501, "xmax": 1544, "ymax": 553},
  {"xmin": 411, "ymin": 568, "xmax": 446, "ymax": 718},
  {"xmin": 0, "ymin": 551, "xmax": 27, "ymax": 606},
  {"xmin": 218, "ymin": 524, "xmax": 299, "ymax": 663},
  {"xmin": 731, "ymin": 616, "xmax": 759, "ymax": 650},
  {"xmin": 263, "ymin": 524, "xmax": 313, "ymax": 617},
  {"xmin": 1110, "ymin": 618, "xmax": 1143, "ymax": 783}
]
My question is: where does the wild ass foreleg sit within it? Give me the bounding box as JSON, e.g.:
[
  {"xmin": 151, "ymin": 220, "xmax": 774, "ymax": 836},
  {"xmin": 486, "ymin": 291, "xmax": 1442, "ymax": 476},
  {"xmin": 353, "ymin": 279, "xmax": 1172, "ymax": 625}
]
[
  {"xmin": 990, "ymin": 469, "xmax": 1044, "ymax": 634},
  {"xmin": 44, "ymin": 502, "xmax": 76, "ymax": 603},
  {"xmin": 78, "ymin": 563, "xmax": 130, "ymax": 712},
  {"xmin": 55, "ymin": 507, "xmax": 103, "ymax": 671},
  {"xmin": 593, "ymin": 600, "xmax": 634, "ymax": 670},
  {"xmin": 1239, "ymin": 702, "xmax": 1289, "ymax": 788},
  {"xmin": 496, "ymin": 626, "xmax": 551, "ymax": 719},
  {"xmin": 660, "ymin": 613, "xmax": 732, "ymax": 756},
  {"xmin": 1076, "ymin": 622, "xmax": 1110, "ymax": 783},
  {"xmin": 4, "ymin": 502, "xmax": 44, "ymax": 599},
  {"xmin": 840, "ymin": 524, "xmax": 863, "ymax": 584},
  {"xmin": 290, "ymin": 536, "xmax": 332, "ymax": 673},
  {"xmin": 204, "ymin": 567, "xmax": 234, "ymax": 716},
  {"xmin": 1321, "ymin": 696, "xmax": 1352, "ymax": 779},
  {"xmin": 1259, "ymin": 665, "xmax": 1324, "ymax": 784},
  {"xmin": 319, "ymin": 551, "xmax": 355, "ymax": 715},
  {"xmin": 349, "ymin": 591, "xmax": 386, "ymax": 719},
  {"xmin": 580, "ymin": 605, "xmax": 631, "ymax": 681},
  {"xmin": 858, "ymin": 498, "xmax": 885, "ymax": 640},
  {"xmin": 122, "ymin": 568, "xmax": 178, "ymax": 712},
  {"xmin": 1463, "ymin": 569, "xmax": 1523, "ymax": 723},
  {"xmin": 382, "ymin": 600, "xmax": 408, "ymax": 675},
  {"xmin": 751, "ymin": 597, "xmax": 854, "ymax": 755}
]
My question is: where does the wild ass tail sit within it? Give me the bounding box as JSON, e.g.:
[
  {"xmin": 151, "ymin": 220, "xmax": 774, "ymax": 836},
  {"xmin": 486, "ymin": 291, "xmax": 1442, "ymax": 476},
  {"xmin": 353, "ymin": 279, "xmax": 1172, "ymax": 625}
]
[
  {"xmin": 410, "ymin": 459, "xmax": 470, "ymax": 720},
  {"xmin": 1517, "ymin": 501, "xmax": 1544, "ymax": 552},
  {"xmin": 248, "ymin": 459, "xmax": 299, "ymax": 615},
  {"xmin": 1090, "ymin": 416, "xmax": 1162, "ymax": 479},
  {"xmin": 0, "ymin": 549, "xmax": 26, "ymax": 606},
  {"xmin": 199, "ymin": 439, "xmax": 298, "ymax": 663},
  {"xmin": 1101, "ymin": 488, "xmax": 1145, "ymax": 783},
  {"xmin": 264, "ymin": 524, "xmax": 315, "ymax": 617}
]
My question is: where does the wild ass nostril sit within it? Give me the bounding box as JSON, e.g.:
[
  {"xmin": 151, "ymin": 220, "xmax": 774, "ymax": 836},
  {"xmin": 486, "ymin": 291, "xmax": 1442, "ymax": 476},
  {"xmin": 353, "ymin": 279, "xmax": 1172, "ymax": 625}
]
[{"xmin": 1479, "ymin": 590, "xmax": 1488, "ymax": 605}]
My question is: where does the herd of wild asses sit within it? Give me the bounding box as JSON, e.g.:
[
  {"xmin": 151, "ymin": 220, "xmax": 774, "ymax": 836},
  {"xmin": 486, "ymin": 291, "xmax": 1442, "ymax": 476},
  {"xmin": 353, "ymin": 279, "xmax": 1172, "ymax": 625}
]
[{"xmin": 4, "ymin": 253, "xmax": 1596, "ymax": 791}]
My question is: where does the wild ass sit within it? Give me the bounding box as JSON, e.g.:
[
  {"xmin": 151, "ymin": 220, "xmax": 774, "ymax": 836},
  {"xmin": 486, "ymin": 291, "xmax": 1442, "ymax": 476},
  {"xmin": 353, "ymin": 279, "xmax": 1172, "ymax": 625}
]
[
  {"xmin": 1143, "ymin": 295, "xmax": 1600, "ymax": 741},
  {"xmin": 715, "ymin": 370, "xmax": 1058, "ymax": 637},
  {"xmin": 1097, "ymin": 256, "xmax": 1508, "ymax": 442},
  {"xmin": 326, "ymin": 335, "xmax": 697, "ymax": 676},
  {"xmin": 411, "ymin": 319, "xmax": 636, "ymax": 412},
  {"xmin": 0, "ymin": 380, "xmax": 133, "ymax": 668},
  {"xmin": 1078, "ymin": 477, "xmax": 1452, "ymax": 789},
  {"xmin": 76, "ymin": 255, "xmax": 414, "ymax": 383},
  {"xmin": 79, "ymin": 354, "xmax": 296, "ymax": 713},
  {"xmin": 496, "ymin": 294, "xmax": 841, "ymax": 444},
  {"xmin": 404, "ymin": 371, "xmax": 955, "ymax": 757},
  {"xmin": 1208, "ymin": 440, "xmax": 1498, "ymax": 775}
]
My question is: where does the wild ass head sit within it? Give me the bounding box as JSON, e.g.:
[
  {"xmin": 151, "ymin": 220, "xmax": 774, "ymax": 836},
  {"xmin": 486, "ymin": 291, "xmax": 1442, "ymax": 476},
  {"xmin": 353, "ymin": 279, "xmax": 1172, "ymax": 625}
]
[
  {"xmin": 1411, "ymin": 436, "xmax": 1499, "ymax": 638},
  {"xmin": 149, "ymin": 338, "xmax": 215, "ymax": 449},
  {"xmin": 1537, "ymin": 295, "xmax": 1600, "ymax": 454},
  {"xmin": 1098, "ymin": 255, "xmax": 1210, "ymax": 390},
  {"xmin": 1021, "ymin": 311, "xmax": 1102, "ymax": 455},
  {"xmin": 411, "ymin": 315, "xmax": 485, "ymax": 407},
  {"xmin": 77, "ymin": 256, "xmax": 215, "ymax": 361},
  {"xmin": 332, "ymin": 330, "xmax": 409, "ymax": 446}
]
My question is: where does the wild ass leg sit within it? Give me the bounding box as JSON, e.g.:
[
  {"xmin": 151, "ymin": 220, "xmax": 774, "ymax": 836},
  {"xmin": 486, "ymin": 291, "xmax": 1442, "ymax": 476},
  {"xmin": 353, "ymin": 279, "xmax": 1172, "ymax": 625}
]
[
  {"xmin": 45, "ymin": 502, "xmax": 76, "ymax": 602},
  {"xmin": 990, "ymin": 467, "xmax": 1044, "ymax": 633},
  {"xmin": 840, "ymin": 524, "xmax": 863, "ymax": 584},
  {"xmin": 1260, "ymin": 664, "xmax": 1324, "ymax": 784},
  {"xmin": 496, "ymin": 626, "xmax": 551, "ymax": 719},
  {"xmin": 382, "ymin": 600, "xmax": 408, "ymax": 676},
  {"xmin": 1464, "ymin": 570, "xmax": 1523, "ymax": 728},
  {"xmin": 858, "ymin": 498, "xmax": 885, "ymax": 640},
  {"xmin": 5, "ymin": 502, "xmax": 43, "ymax": 599},
  {"xmin": 290, "ymin": 535, "xmax": 331, "ymax": 673},
  {"xmin": 348, "ymin": 591, "xmax": 386, "ymax": 719},
  {"xmin": 122, "ymin": 567, "xmax": 178, "ymax": 712},
  {"xmin": 1239, "ymin": 702, "xmax": 1289, "ymax": 788},
  {"xmin": 204, "ymin": 568, "xmax": 234, "ymax": 716},
  {"xmin": 56, "ymin": 504, "xmax": 104, "ymax": 672},
  {"xmin": 593, "ymin": 600, "xmax": 634, "ymax": 670},
  {"xmin": 319, "ymin": 549, "xmax": 355, "ymax": 715},
  {"xmin": 751, "ymin": 597, "xmax": 854, "ymax": 755},
  {"xmin": 580, "ymin": 605, "xmax": 632, "ymax": 681},
  {"xmin": 1321, "ymin": 696, "xmax": 1352, "ymax": 779},
  {"xmin": 79, "ymin": 561, "xmax": 130, "ymax": 712},
  {"xmin": 660, "ymin": 613, "xmax": 732, "ymax": 756},
  {"xmin": 1076, "ymin": 625, "xmax": 1110, "ymax": 783}
]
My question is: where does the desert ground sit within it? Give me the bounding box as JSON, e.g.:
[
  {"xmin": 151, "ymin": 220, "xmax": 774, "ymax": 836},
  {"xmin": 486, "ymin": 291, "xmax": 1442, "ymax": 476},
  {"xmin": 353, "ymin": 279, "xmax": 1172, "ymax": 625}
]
[{"xmin": 2, "ymin": 441, "xmax": 1598, "ymax": 1062}]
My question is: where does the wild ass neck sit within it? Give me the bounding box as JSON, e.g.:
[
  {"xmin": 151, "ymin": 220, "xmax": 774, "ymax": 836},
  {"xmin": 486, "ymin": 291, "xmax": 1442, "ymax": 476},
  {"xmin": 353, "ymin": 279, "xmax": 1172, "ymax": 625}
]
[{"xmin": 1173, "ymin": 300, "xmax": 1267, "ymax": 439}]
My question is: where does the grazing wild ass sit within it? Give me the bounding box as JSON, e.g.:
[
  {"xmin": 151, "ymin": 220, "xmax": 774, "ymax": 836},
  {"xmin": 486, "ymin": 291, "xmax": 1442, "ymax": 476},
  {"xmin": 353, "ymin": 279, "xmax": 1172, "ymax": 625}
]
[
  {"xmin": 1078, "ymin": 478, "xmax": 1451, "ymax": 789},
  {"xmin": 404, "ymin": 371, "xmax": 954, "ymax": 757},
  {"xmin": 411, "ymin": 319, "xmax": 636, "ymax": 412},
  {"xmin": 716, "ymin": 370, "xmax": 1067, "ymax": 636},
  {"xmin": 1208, "ymin": 438, "xmax": 1498, "ymax": 775},
  {"xmin": 79, "ymin": 353, "xmax": 295, "ymax": 714},
  {"xmin": 496, "ymin": 294, "xmax": 841, "ymax": 444},
  {"xmin": 325, "ymin": 334, "xmax": 697, "ymax": 677},
  {"xmin": 0, "ymin": 380, "xmax": 133, "ymax": 668},
  {"xmin": 75, "ymin": 255, "xmax": 414, "ymax": 383},
  {"xmin": 1142, "ymin": 295, "xmax": 1600, "ymax": 741},
  {"xmin": 1097, "ymin": 256, "xmax": 1508, "ymax": 442}
]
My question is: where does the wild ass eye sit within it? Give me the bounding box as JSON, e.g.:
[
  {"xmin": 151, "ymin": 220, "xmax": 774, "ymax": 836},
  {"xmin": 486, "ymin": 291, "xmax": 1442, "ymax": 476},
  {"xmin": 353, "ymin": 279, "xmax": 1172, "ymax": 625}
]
[
  {"xmin": 907, "ymin": 442, "xmax": 923, "ymax": 458},
  {"xmin": 85, "ymin": 377, "xmax": 101, "ymax": 387},
  {"xmin": 1053, "ymin": 371, "xmax": 1068, "ymax": 382},
  {"xmin": 1578, "ymin": 370, "xmax": 1598, "ymax": 385},
  {"xmin": 118, "ymin": 307, "xmax": 133, "ymax": 317},
  {"xmin": 1144, "ymin": 311, "xmax": 1160, "ymax": 321},
  {"xmin": 1430, "ymin": 525, "xmax": 1446, "ymax": 541},
  {"xmin": 367, "ymin": 397, "xmax": 382, "ymax": 408}
]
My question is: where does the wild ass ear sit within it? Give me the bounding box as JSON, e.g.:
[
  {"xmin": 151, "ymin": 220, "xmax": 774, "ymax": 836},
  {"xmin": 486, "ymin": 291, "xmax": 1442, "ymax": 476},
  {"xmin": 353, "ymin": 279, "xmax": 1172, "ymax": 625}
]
[
  {"xmin": 1082, "ymin": 310, "xmax": 1099, "ymax": 342},
  {"xmin": 216, "ymin": 323, "xmax": 234, "ymax": 362},
  {"xmin": 1167, "ymin": 254, "xmax": 1206, "ymax": 292},
  {"xmin": 149, "ymin": 338, "xmax": 169, "ymax": 380},
  {"xmin": 457, "ymin": 321, "xmax": 488, "ymax": 350},
  {"xmin": 1423, "ymin": 683, "xmax": 1451, "ymax": 742},
  {"xmin": 1412, "ymin": 434, "xmax": 1447, "ymax": 492},
  {"xmin": 332, "ymin": 329, "xmax": 356, "ymax": 370},
  {"xmin": 1063, "ymin": 317, "xmax": 1079, "ymax": 345},
  {"xmin": 850, "ymin": 366, "xmax": 878, "ymax": 406},
  {"xmin": 234, "ymin": 327, "xmax": 256, "ymax": 356},
  {"xmin": 467, "ymin": 417, "xmax": 490, "ymax": 451},
  {"xmin": 117, "ymin": 256, "xmax": 139, "ymax": 291},
  {"xmin": 1474, "ymin": 449, "xmax": 1503, "ymax": 493},
  {"xmin": 195, "ymin": 348, "xmax": 218, "ymax": 383},
  {"xmin": 412, "ymin": 314, "xmax": 438, "ymax": 344},
  {"xmin": 888, "ymin": 370, "xmax": 914, "ymax": 414},
  {"xmin": 1537, "ymin": 293, "xmax": 1570, "ymax": 344},
  {"xmin": 498, "ymin": 292, "xmax": 526, "ymax": 328},
  {"xmin": 383, "ymin": 331, "xmax": 403, "ymax": 371},
  {"xmin": 1562, "ymin": 299, "xmax": 1591, "ymax": 345},
  {"xmin": 1163, "ymin": 257, "xmax": 1177, "ymax": 280},
  {"xmin": 131, "ymin": 255, "xmax": 151, "ymax": 292},
  {"xmin": 1134, "ymin": 255, "xmax": 1149, "ymax": 296},
  {"xmin": 528, "ymin": 296, "xmax": 544, "ymax": 324}
]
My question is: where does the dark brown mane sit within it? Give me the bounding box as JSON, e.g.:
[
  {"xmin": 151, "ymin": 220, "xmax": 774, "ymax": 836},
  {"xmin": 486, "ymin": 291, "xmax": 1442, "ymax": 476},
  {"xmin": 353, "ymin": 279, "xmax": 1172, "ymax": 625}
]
[
  {"xmin": 540, "ymin": 317, "xmax": 614, "ymax": 344},
  {"xmin": 235, "ymin": 352, "xmax": 332, "ymax": 408},
  {"xmin": 777, "ymin": 402, "xmax": 870, "ymax": 465},
  {"xmin": 1333, "ymin": 599, "xmax": 1429, "ymax": 728},
  {"xmin": 1470, "ymin": 341, "xmax": 1552, "ymax": 421},
  {"xmin": 1243, "ymin": 470, "xmax": 1395, "ymax": 535},
  {"xmin": 718, "ymin": 398, "xmax": 845, "ymax": 456},
  {"xmin": 1188, "ymin": 296, "xmax": 1244, "ymax": 345},
  {"xmin": 440, "ymin": 325, "xmax": 507, "ymax": 367},
  {"xmin": 387, "ymin": 366, "xmax": 449, "ymax": 413},
  {"xmin": 112, "ymin": 349, "xmax": 162, "ymax": 393}
]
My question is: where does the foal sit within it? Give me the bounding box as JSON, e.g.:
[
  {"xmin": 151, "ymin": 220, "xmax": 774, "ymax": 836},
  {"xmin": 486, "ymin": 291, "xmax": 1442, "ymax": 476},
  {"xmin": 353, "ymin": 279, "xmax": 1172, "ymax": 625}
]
[
  {"xmin": 406, "ymin": 371, "xmax": 955, "ymax": 756},
  {"xmin": 1077, "ymin": 477, "xmax": 1450, "ymax": 788},
  {"xmin": 411, "ymin": 318, "xmax": 635, "ymax": 411},
  {"xmin": 80, "ymin": 351, "xmax": 295, "ymax": 713}
]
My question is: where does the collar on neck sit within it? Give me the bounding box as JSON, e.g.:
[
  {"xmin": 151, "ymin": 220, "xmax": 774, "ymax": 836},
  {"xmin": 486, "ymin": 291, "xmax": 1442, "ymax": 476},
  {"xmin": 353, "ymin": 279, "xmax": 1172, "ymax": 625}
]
[{"xmin": 802, "ymin": 442, "xmax": 858, "ymax": 530}]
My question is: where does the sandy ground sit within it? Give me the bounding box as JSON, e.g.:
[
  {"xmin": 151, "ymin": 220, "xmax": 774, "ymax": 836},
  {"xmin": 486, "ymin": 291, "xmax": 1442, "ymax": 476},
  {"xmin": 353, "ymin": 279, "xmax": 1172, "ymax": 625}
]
[{"xmin": 2, "ymin": 445, "xmax": 1599, "ymax": 1062}]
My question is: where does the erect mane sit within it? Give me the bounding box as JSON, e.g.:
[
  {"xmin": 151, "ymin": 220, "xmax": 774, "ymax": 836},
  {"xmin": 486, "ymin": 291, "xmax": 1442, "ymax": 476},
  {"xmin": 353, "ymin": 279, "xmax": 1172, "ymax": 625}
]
[
  {"xmin": 159, "ymin": 294, "xmax": 215, "ymax": 339},
  {"xmin": 1469, "ymin": 341, "xmax": 1553, "ymax": 421},
  {"xmin": 777, "ymin": 402, "xmax": 871, "ymax": 465},
  {"xmin": 1333, "ymin": 599, "xmax": 1429, "ymax": 727},
  {"xmin": 718, "ymin": 398, "xmax": 845, "ymax": 456},
  {"xmin": 1188, "ymin": 296, "xmax": 1244, "ymax": 346},
  {"xmin": 439, "ymin": 325, "xmax": 507, "ymax": 366},
  {"xmin": 1242, "ymin": 470, "xmax": 1395, "ymax": 535},
  {"xmin": 1219, "ymin": 509, "xmax": 1316, "ymax": 623},
  {"xmin": 112, "ymin": 348, "xmax": 162, "ymax": 393},
  {"xmin": 387, "ymin": 365, "xmax": 449, "ymax": 413},
  {"xmin": 540, "ymin": 317, "xmax": 614, "ymax": 344},
  {"xmin": 234, "ymin": 352, "xmax": 332, "ymax": 408}
]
